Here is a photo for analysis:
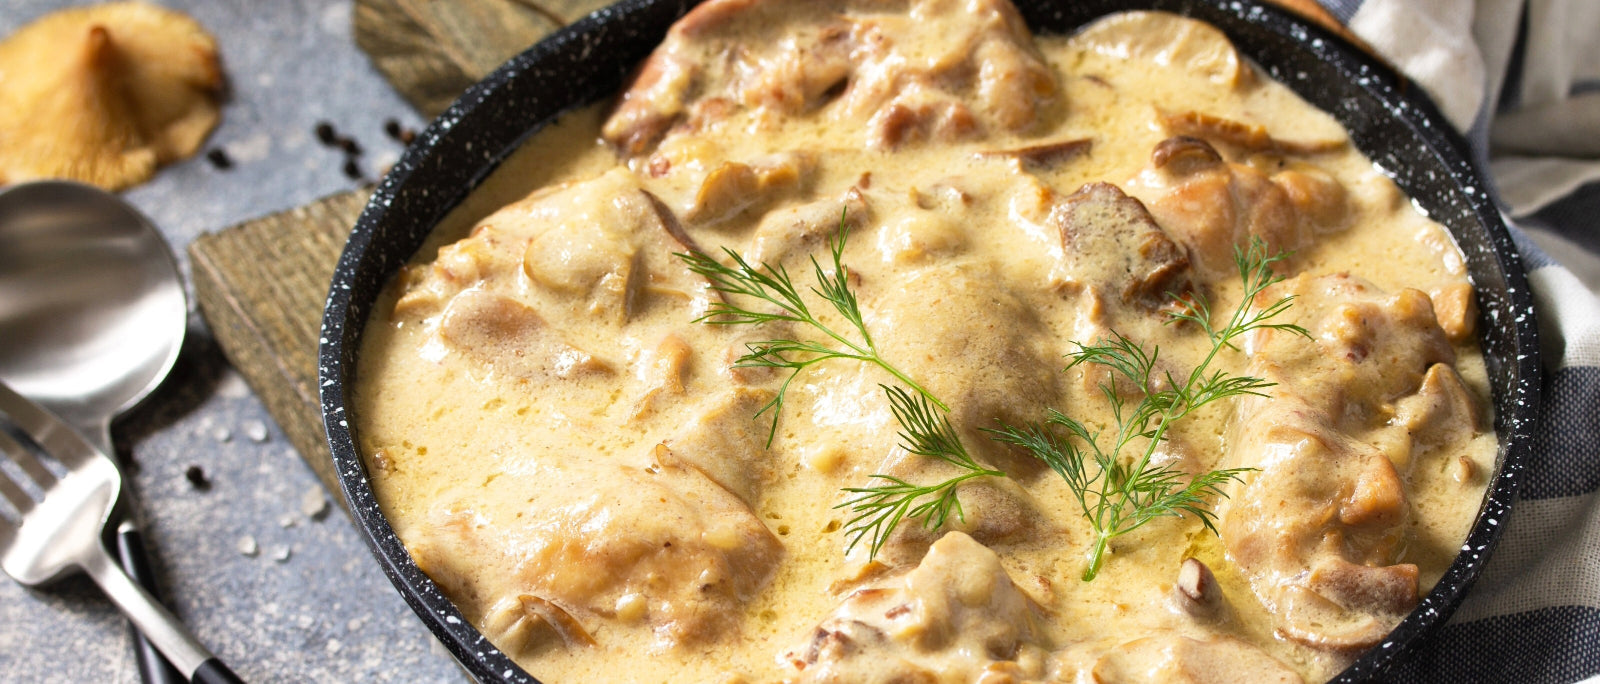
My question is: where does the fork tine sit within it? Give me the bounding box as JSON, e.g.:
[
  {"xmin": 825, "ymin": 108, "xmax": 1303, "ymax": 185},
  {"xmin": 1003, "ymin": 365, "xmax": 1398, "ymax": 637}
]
[
  {"xmin": 0, "ymin": 430, "xmax": 36, "ymax": 516},
  {"xmin": 0, "ymin": 381, "xmax": 98, "ymax": 468},
  {"xmin": 0, "ymin": 424, "xmax": 58, "ymax": 489},
  {"xmin": 0, "ymin": 470, "xmax": 29, "ymax": 517}
]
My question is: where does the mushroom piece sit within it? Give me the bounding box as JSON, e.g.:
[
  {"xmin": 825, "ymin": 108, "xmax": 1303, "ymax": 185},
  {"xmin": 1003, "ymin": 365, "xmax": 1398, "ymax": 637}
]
[
  {"xmin": 1174, "ymin": 557, "xmax": 1222, "ymax": 617},
  {"xmin": 437, "ymin": 290, "xmax": 614, "ymax": 380},
  {"xmin": 744, "ymin": 186, "xmax": 871, "ymax": 266},
  {"xmin": 1047, "ymin": 182, "xmax": 1193, "ymax": 312},
  {"xmin": 784, "ymin": 532, "xmax": 1051, "ymax": 683},
  {"xmin": 1068, "ymin": 11, "xmax": 1254, "ymax": 89},
  {"xmin": 517, "ymin": 594, "xmax": 597, "ymax": 650},
  {"xmin": 684, "ymin": 151, "xmax": 815, "ymax": 226},
  {"xmin": 1127, "ymin": 136, "xmax": 1317, "ymax": 281},
  {"xmin": 479, "ymin": 594, "xmax": 596, "ymax": 657},
  {"xmin": 1428, "ymin": 281, "xmax": 1479, "ymax": 344},
  {"xmin": 628, "ymin": 333, "xmax": 695, "ymax": 423},
  {"xmin": 1160, "ymin": 110, "xmax": 1346, "ymax": 156},
  {"xmin": 659, "ymin": 389, "xmax": 778, "ymax": 505},
  {"xmin": 1218, "ymin": 274, "xmax": 1458, "ymax": 651},
  {"xmin": 1149, "ymin": 136, "xmax": 1223, "ymax": 174},
  {"xmin": 1075, "ymin": 633, "xmax": 1305, "ymax": 684},
  {"xmin": 396, "ymin": 169, "xmax": 712, "ymax": 330},
  {"xmin": 411, "ymin": 446, "xmax": 784, "ymax": 653},
  {"xmin": 1393, "ymin": 363, "xmax": 1483, "ymax": 450},
  {"xmin": 974, "ymin": 138, "xmax": 1093, "ymax": 169},
  {"xmin": 0, "ymin": 2, "xmax": 223, "ymax": 189},
  {"xmin": 602, "ymin": 0, "xmax": 1059, "ymax": 155}
]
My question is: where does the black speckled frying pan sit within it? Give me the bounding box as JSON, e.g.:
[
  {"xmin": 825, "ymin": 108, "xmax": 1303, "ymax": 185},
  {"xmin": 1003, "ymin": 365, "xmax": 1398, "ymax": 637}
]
[{"xmin": 319, "ymin": 1, "xmax": 1541, "ymax": 681}]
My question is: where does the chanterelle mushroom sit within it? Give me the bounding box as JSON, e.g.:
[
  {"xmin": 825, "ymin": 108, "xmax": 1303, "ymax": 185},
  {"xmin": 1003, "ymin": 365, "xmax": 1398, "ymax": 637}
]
[{"xmin": 0, "ymin": 2, "xmax": 223, "ymax": 190}]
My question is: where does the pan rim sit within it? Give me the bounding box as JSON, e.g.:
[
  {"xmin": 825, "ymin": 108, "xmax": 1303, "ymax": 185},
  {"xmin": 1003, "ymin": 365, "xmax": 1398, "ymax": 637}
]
[{"xmin": 318, "ymin": 2, "xmax": 1542, "ymax": 682}]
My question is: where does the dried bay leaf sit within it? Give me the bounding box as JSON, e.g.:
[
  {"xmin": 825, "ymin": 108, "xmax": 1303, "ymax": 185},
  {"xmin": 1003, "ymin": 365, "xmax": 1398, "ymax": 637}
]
[{"xmin": 353, "ymin": 0, "xmax": 617, "ymax": 117}]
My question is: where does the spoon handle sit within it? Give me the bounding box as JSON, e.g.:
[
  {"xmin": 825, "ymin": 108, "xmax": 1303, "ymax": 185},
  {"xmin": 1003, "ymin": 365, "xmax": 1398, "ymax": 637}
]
[
  {"xmin": 80, "ymin": 538, "xmax": 242, "ymax": 682},
  {"xmin": 117, "ymin": 519, "xmax": 187, "ymax": 684}
]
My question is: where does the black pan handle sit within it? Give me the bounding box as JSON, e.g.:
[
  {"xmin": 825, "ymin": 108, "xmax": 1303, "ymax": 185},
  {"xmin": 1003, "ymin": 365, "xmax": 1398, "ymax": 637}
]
[
  {"xmin": 191, "ymin": 658, "xmax": 246, "ymax": 684},
  {"xmin": 116, "ymin": 522, "xmax": 187, "ymax": 684}
]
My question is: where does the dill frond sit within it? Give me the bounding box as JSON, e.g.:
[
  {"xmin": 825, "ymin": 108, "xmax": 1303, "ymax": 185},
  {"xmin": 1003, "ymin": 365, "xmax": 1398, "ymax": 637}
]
[
  {"xmin": 676, "ymin": 213, "xmax": 945, "ymax": 446},
  {"xmin": 838, "ymin": 387, "xmax": 1006, "ymax": 558},
  {"xmin": 991, "ymin": 237, "xmax": 1310, "ymax": 581}
]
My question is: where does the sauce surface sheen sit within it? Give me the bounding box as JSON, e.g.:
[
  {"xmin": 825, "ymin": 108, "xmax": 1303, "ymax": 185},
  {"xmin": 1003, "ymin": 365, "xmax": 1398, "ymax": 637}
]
[{"xmin": 354, "ymin": 4, "xmax": 1496, "ymax": 682}]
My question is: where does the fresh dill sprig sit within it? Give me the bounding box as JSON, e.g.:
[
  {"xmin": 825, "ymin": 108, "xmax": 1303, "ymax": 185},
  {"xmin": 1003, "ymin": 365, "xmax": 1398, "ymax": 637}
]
[
  {"xmin": 675, "ymin": 216, "xmax": 1002, "ymax": 558},
  {"xmin": 988, "ymin": 238, "xmax": 1310, "ymax": 581},
  {"xmin": 838, "ymin": 386, "xmax": 1007, "ymax": 558},
  {"xmin": 675, "ymin": 214, "xmax": 946, "ymax": 446}
]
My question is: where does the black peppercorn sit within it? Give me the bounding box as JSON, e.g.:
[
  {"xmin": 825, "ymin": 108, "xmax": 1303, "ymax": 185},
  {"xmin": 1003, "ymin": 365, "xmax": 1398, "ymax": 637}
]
[
  {"xmin": 205, "ymin": 148, "xmax": 232, "ymax": 170},
  {"xmin": 184, "ymin": 465, "xmax": 210, "ymax": 490},
  {"xmin": 315, "ymin": 121, "xmax": 338, "ymax": 146}
]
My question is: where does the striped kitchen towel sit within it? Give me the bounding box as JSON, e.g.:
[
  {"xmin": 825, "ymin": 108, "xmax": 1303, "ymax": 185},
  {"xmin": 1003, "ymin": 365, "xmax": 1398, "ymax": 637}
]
[{"xmin": 1319, "ymin": 0, "xmax": 1600, "ymax": 681}]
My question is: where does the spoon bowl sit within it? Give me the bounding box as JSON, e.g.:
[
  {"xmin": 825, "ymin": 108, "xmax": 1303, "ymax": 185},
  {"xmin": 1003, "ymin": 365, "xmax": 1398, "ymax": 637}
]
[
  {"xmin": 0, "ymin": 180, "xmax": 192, "ymax": 684},
  {"xmin": 0, "ymin": 181, "xmax": 187, "ymax": 442}
]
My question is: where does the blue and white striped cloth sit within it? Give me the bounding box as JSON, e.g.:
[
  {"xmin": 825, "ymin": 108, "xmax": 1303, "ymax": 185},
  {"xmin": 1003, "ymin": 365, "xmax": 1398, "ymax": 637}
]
[{"xmin": 1320, "ymin": 0, "xmax": 1600, "ymax": 681}]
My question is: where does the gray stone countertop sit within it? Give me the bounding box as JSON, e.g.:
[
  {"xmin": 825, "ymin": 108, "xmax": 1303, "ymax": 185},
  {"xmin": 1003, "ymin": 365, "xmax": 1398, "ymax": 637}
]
[{"xmin": 1, "ymin": 1, "xmax": 467, "ymax": 681}]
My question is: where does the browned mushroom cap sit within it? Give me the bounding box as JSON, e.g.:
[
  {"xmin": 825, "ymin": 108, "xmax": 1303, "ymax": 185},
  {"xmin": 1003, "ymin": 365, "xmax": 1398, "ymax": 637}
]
[
  {"xmin": 1151, "ymin": 136, "xmax": 1225, "ymax": 176},
  {"xmin": 0, "ymin": 2, "xmax": 223, "ymax": 190}
]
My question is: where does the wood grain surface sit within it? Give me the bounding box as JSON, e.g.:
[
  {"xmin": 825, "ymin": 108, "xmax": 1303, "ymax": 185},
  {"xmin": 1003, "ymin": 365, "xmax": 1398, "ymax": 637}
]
[
  {"xmin": 353, "ymin": 0, "xmax": 616, "ymax": 117},
  {"xmin": 192, "ymin": 0, "xmax": 1371, "ymax": 505},
  {"xmin": 190, "ymin": 189, "xmax": 369, "ymax": 502}
]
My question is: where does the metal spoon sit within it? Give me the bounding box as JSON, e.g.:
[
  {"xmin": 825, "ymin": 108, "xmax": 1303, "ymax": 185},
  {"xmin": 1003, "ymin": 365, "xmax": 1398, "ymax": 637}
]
[{"xmin": 0, "ymin": 180, "xmax": 190, "ymax": 684}]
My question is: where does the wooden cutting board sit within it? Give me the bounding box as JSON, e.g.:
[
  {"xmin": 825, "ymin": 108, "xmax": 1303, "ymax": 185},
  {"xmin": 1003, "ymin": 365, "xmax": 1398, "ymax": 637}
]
[
  {"xmin": 190, "ymin": 0, "xmax": 1360, "ymax": 503},
  {"xmin": 191, "ymin": 189, "xmax": 369, "ymax": 499}
]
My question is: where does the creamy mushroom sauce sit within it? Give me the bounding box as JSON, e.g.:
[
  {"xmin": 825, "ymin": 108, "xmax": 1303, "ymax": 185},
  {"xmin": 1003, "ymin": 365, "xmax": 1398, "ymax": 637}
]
[{"xmin": 353, "ymin": 3, "xmax": 1497, "ymax": 682}]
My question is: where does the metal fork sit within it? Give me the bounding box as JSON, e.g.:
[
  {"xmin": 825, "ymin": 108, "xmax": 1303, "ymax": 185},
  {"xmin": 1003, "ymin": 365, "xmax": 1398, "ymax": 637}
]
[{"xmin": 0, "ymin": 381, "xmax": 243, "ymax": 684}]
